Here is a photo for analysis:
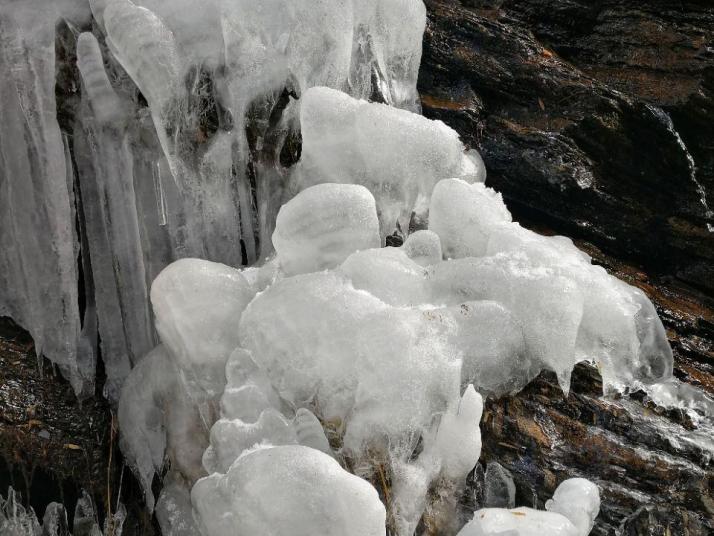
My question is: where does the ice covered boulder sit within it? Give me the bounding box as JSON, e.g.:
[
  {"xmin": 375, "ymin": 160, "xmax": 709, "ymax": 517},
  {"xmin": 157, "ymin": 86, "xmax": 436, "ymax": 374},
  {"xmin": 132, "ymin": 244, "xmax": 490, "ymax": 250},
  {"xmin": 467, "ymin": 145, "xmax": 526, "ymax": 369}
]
[
  {"xmin": 457, "ymin": 507, "xmax": 579, "ymax": 536},
  {"xmin": 272, "ymin": 183, "xmax": 381, "ymax": 276},
  {"xmin": 546, "ymin": 479, "xmax": 600, "ymax": 536},
  {"xmin": 192, "ymin": 445, "xmax": 386, "ymax": 536},
  {"xmin": 429, "ymin": 179, "xmax": 512, "ymax": 259},
  {"xmin": 295, "ymin": 87, "xmax": 478, "ymax": 235},
  {"xmin": 150, "ymin": 258, "xmax": 255, "ymax": 396}
]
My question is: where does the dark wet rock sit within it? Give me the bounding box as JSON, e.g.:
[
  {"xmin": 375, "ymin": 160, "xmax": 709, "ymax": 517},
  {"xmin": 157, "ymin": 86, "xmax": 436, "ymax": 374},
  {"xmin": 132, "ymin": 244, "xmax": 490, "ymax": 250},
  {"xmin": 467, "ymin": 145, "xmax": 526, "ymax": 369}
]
[
  {"xmin": 0, "ymin": 317, "xmax": 154, "ymax": 536},
  {"xmin": 419, "ymin": 0, "xmax": 714, "ymax": 293}
]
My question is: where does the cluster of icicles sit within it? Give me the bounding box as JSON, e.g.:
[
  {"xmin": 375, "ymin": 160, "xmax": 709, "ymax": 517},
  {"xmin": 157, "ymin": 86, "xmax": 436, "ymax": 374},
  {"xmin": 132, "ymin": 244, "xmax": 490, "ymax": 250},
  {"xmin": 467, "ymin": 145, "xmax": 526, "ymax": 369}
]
[{"xmin": 0, "ymin": 0, "xmax": 685, "ymax": 535}]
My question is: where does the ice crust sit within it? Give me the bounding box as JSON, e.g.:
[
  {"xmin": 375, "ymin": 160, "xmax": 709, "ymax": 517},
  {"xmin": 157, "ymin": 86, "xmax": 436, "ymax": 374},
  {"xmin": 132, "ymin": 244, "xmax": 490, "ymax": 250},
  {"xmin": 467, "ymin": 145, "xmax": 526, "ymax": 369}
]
[{"xmin": 0, "ymin": 1, "xmax": 684, "ymax": 535}]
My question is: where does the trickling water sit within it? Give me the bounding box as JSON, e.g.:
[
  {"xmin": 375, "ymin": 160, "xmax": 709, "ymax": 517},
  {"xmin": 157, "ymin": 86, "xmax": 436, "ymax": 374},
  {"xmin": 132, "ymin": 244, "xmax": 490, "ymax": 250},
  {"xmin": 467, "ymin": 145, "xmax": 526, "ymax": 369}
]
[{"xmin": 647, "ymin": 104, "xmax": 714, "ymax": 232}]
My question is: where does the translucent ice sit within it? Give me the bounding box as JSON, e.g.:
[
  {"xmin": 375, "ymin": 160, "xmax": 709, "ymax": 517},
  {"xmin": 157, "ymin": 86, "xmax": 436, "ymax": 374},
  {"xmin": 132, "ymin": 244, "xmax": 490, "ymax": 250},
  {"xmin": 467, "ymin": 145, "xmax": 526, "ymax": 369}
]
[
  {"xmin": 192, "ymin": 445, "xmax": 387, "ymax": 536},
  {"xmin": 484, "ymin": 462, "xmax": 516, "ymax": 509},
  {"xmin": 203, "ymin": 411, "xmax": 297, "ymax": 474},
  {"xmin": 150, "ymin": 258, "xmax": 255, "ymax": 397},
  {"xmin": 75, "ymin": 32, "xmax": 155, "ymax": 400},
  {"xmin": 0, "ymin": 3, "xmax": 84, "ymax": 394},
  {"xmin": 76, "ymin": 33, "xmax": 125, "ymax": 125},
  {"xmin": 350, "ymin": 0, "xmax": 426, "ymax": 110},
  {"xmin": 117, "ymin": 346, "xmax": 175, "ymax": 510},
  {"xmin": 272, "ymin": 183, "xmax": 381, "ymax": 275}
]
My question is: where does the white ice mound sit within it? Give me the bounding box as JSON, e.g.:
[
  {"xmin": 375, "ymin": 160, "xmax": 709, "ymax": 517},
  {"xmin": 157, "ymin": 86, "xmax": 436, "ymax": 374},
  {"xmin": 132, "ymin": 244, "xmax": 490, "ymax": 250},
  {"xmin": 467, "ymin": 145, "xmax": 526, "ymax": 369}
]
[
  {"xmin": 192, "ymin": 445, "xmax": 387, "ymax": 536},
  {"xmin": 458, "ymin": 478, "xmax": 600, "ymax": 536},
  {"xmin": 546, "ymin": 479, "xmax": 601, "ymax": 536},
  {"xmin": 430, "ymin": 179, "xmax": 512, "ymax": 258},
  {"xmin": 457, "ymin": 508, "xmax": 579, "ymax": 536},
  {"xmin": 272, "ymin": 183, "xmax": 381, "ymax": 275},
  {"xmin": 295, "ymin": 87, "xmax": 483, "ymax": 234},
  {"xmin": 238, "ymin": 271, "xmax": 461, "ymax": 453},
  {"xmin": 427, "ymin": 177, "xmax": 673, "ymax": 393},
  {"xmin": 150, "ymin": 258, "xmax": 255, "ymax": 396}
]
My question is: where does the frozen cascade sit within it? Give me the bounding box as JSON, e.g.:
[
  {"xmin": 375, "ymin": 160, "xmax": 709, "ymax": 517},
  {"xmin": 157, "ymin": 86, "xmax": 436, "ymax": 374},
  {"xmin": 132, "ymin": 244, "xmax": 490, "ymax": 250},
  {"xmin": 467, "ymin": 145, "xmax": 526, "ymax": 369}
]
[
  {"xmin": 0, "ymin": 2, "xmax": 85, "ymax": 394},
  {"xmin": 0, "ymin": 0, "xmax": 430, "ymax": 397},
  {"xmin": 0, "ymin": 0, "xmax": 707, "ymax": 535}
]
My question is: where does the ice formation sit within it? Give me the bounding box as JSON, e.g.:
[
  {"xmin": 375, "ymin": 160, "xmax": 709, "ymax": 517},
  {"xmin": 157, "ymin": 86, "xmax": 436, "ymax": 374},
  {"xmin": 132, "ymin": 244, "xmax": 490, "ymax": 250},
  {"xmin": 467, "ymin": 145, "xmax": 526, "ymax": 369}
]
[
  {"xmin": 193, "ymin": 445, "xmax": 386, "ymax": 536},
  {"xmin": 458, "ymin": 479, "xmax": 600, "ymax": 536},
  {"xmin": 0, "ymin": 487, "xmax": 126, "ymax": 536},
  {"xmin": 0, "ymin": 0, "xmax": 694, "ymax": 535}
]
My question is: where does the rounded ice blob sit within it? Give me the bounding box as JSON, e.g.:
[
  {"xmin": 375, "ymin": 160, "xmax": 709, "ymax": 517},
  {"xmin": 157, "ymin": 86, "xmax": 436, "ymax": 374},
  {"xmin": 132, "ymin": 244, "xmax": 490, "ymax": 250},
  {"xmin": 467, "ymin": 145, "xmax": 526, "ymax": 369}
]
[
  {"xmin": 272, "ymin": 183, "xmax": 381, "ymax": 276},
  {"xmin": 192, "ymin": 445, "xmax": 387, "ymax": 536}
]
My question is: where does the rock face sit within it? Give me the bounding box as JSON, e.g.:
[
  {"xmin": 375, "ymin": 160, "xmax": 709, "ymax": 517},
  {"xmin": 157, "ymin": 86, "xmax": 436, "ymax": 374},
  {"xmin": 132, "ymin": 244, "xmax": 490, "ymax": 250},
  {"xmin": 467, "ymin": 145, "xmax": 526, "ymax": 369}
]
[
  {"xmin": 419, "ymin": 2, "xmax": 714, "ymax": 533},
  {"xmin": 419, "ymin": 0, "xmax": 714, "ymax": 293}
]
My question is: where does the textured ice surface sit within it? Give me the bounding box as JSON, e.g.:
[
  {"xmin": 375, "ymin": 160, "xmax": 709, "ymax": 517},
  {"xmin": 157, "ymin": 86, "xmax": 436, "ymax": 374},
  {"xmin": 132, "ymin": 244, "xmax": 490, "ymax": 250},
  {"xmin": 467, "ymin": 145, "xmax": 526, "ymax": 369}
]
[
  {"xmin": 0, "ymin": 2, "xmax": 85, "ymax": 394},
  {"xmin": 458, "ymin": 478, "xmax": 600, "ymax": 536},
  {"xmin": 457, "ymin": 508, "xmax": 579, "ymax": 536},
  {"xmin": 272, "ymin": 183, "xmax": 381, "ymax": 275},
  {"xmin": 192, "ymin": 445, "xmax": 387, "ymax": 536},
  {"xmin": 295, "ymin": 87, "xmax": 481, "ymax": 235},
  {"xmin": 238, "ymin": 270, "xmax": 461, "ymax": 453},
  {"xmin": 430, "ymin": 179, "xmax": 512, "ymax": 259},
  {"xmin": 150, "ymin": 258, "xmax": 255, "ymax": 397}
]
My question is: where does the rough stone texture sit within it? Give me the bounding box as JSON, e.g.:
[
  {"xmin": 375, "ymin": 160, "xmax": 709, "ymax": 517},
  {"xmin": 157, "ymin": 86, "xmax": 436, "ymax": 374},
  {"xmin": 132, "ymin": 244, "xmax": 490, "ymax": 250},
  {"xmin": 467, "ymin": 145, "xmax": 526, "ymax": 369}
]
[
  {"xmin": 419, "ymin": 0, "xmax": 714, "ymax": 294},
  {"xmin": 418, "ymin": 2, "xmax": 713, "ymax": 532},
  {"xmin": 0, "ymin": 317, "xmax": 154, "ymax": 535}
]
